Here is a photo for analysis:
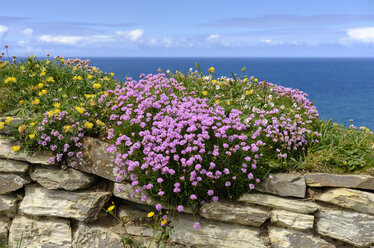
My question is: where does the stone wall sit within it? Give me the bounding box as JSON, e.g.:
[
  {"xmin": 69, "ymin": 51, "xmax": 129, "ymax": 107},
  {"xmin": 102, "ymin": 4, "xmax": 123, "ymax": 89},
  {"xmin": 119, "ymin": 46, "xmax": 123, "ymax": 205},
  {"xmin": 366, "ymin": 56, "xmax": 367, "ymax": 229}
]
[{"xmin": 0, "ymin": 136, "xmax": 373, "ymax": 248}]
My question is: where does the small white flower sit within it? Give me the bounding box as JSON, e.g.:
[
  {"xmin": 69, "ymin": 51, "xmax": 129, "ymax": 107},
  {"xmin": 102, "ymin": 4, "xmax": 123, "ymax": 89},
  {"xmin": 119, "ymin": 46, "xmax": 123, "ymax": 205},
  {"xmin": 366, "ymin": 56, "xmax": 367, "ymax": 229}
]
[
  {"xmin": 215, "ymin": 85, "xmax": 220, "ymax": 90},
  {"xmin": 166, "ymin": 70, "xmax": 170, "ymax": 74}
]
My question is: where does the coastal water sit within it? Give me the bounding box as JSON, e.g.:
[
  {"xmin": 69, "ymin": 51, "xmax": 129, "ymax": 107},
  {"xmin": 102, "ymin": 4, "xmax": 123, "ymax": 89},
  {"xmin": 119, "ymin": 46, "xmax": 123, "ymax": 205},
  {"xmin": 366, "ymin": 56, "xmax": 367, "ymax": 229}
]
[{"xmin": 85, "ymin": 58, "xmax": 374, "ymax": 129}]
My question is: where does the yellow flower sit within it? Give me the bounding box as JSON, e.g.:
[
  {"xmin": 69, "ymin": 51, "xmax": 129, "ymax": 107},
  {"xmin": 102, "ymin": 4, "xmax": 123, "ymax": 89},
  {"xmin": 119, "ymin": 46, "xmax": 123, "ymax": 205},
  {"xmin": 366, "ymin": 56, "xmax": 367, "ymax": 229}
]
[
  {"xmin": 12, "ymin": 146, "xmax": 20, "ymax": 152},
  {"xmin": 0, "ymin": 122, "xmax": 4, "ymax": 130},
  {"xmin": 253, "ymin": 78, "xmax": 258, "ymax": 83},
  {"xmin": 110, "ymin": 72, "xmax": 115, "ymax": 77},
  {"xmin": 161, "ymin": 219, "xmax": 168, "ymax": 225},
  {"xmin": 38, "ymin": 90, "xmax": 48, "ymax": 96},
  {"xmin": 31, "ymin": 99, "xmax": 40, "ymax": 105},
  {"xmin": 215, "ymin": 99, "xmax": 220, "ymax": 104},
  {"xmin": 75, "ymin": 106, "xmax": 85, "ymax": 114},
  {"xmin": 5, "ymin": 117, "xmax": 12, "ymax": 124},
  {"xmin": 62, "ymin": 94, "xmax": 67, "ymax": 98},
  {"xmin": 63, "ymin": 125, "xmax": 71, "ymax": 132},
  {"xmin": 96, "ymin": 119, "xmax": 105, "ymax": 126},
  {"xmin": 208, "ymin": 67, "xmax": 215, "ymax": 74},
  {"xmin": 19, "ymin": 100, "xmax": 24, "ymax": 104},
  {"xmin": 87, "ymin": 75, "xmax": 93, "ymax": 79},
  {"xmin": 30, "ymin": 122, "xmax": 36, "ymax": 126},
  {"xmin": 84, "ymin": 94, "xmax": 93, "ymax": 99},
  {"xmin": 226, "ymin": 101, "xmax": 231, "ymax": 106},
  {"xmin": 92, "ymin": 67, "xmax": 98, "ymax": 72},
  {"xmin": 73, "ymin": 75, "xmax": 82, "ymax": 81},
  {"xmin": 93, "ymin": 83, "xmax": 101, "ymax": 89},
  {"xmin": 103, "ymin": 76, "xmax": 110, "ymax": 81},
  {"xmin": 202, "ymin": 91, "xmax": 208, "ymax": 96},
  {"xmin": 53, "ymin": 102, "xmax": 61, "ymax": 108},
  {"xmin": 147, "ymin": 212, "xmax": 155, "ymax": 218},
  {"xmin": 18, "ymin": 125, "xmax": 26, "ymax": 133},
  {"xmin": 4, "ymin": 77, "xmax": 17, "ymax": 84},
  {"xmin": 84, "ymin": 122, "xmax": 94, "ymax": 129},
  {"xmin": 211, "ymin": 79, "xmax": 217, "ymax": 84},
  {"xmin": 48, "ymin": 111, "xmax": 54, "ymax": 118},
  {"xmin": 38, "ymin": 83, "xmax": 44, "ymax": 88},
  {"xmin": 60, "ymin": 58, "xmax": 65, "ymax": 62},
  {"xmin": 29, "ymin": 133, "xmax": 35, "ymax": 139},
  {"xmin": 46, "ymin": 60, "xmax": 50, "ymax": 65},
  {"xmin": 243, "ymin": 77, "xmax": 249, "ymax": 83},
  {"xmin": 40, "ymin": 71, "xmax": 46, "ymax": 76},
  {"xmin": 107, "ymin": 205, "xmax": 115, "ymax": 212},
  {"xmin": 343, "ymin": 160, "xmax": 347, "ymax": 165},
  {"xmin": 245, "ymin": 89, "xmax": 254, "ymax": 95},
  {"xmin": 46, "ymin": 77, "xmax": 55, "ymax": 83}
]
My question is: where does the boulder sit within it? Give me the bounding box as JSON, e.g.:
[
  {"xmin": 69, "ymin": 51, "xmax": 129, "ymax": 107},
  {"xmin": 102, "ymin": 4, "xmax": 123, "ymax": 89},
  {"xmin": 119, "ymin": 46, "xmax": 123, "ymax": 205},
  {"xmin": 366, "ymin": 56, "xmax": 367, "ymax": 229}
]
[
  {"xmin": 268, "ymin": 226, "xmax": 335, "ymax": 248},
  {"xmin": 0, "ymin": 193, "xmax": 18, "ymax": 217},
  {"xmin": 8, "ymin": 215, "xmax": 71, "ymax": 248},
  {"xmin": 0, "ymin": 173, "xmax": 30, "ymax": 194},
  {"xmin": 19, "ymin": 184, "xmax": 111, "ymax": 222},
  {"xmin": 239, "ymin": 193, "xmax": 318, "ymax": 214},
  {"xmin": 305, "ymin": 173, "xmax": 374, "ymax": 190},
  {"xmin": 199, "ymin": 201, "xmax": 269, "ymax": 226},
  {"xmin": 256, "ymin": 173, "xmax": 306, "ymax": 198},
  {"xmin": 30, "ymin": 166, "xmax": 97, "ymax": 191},
  {"xmin": 316, "ymin": 208, "xmax": 374, "ymax": 247},
  {"xmin": 270, "ymin": 209, "xmax": 314, "ymax": 230},
  {"xmin": 315, "ymin": 187, "xmax": 374, "ymax": 215},
  {"xmin": 0, "ymin": 159, "xmax": 29, "ymax": 173}
]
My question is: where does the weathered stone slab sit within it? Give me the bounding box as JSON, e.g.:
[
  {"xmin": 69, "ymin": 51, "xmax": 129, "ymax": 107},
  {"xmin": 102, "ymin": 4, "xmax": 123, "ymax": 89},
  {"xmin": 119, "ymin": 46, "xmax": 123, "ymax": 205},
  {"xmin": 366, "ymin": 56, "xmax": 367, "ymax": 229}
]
[
  {"xmin": 0, "ymin": 138, "xmax": 52, "ymax": 165},
  {"xmin": 256, "ymin": 173, "xmax": 306, "ymax": 198},
  {"xmin": 0, "ymin": 216, "xmax": 10, "ymax": 245},
  {"xmin": 0, "ymin": 173, "xmax": 30, "ymax": 194},
  {"xmin": 0, "ymin": 159, "xmax": 29, "ymax": 173},
  {"xmin": 19, "ymin": 184, "xmax": 111, "ymax": 222},
  {"xmin": 74, "ymin": 137, "xmax": 118, "ymax": 181},
  {"xmin": 239, "ymin": 193, "xmax": 318, "ymax": 214},
  {"xmin": 8, "ymin": 215, "xmax": 72, "ymax": 248},
  {"xmin": 170, "ymin": 214, "xmax": 266, "ymax": 248},
  {"xmin": 72, "ymin": 221, "xmax": 123, "ymax": 248},
  {"xmin": 118, "ymin": 203, "xmax": 147, "ymax": 222},
  {"xmin": 305, "ymin": 173, "xmax": 374, "ymax": 190},
  {"xmin": 30, "ymin": 166, "xmax": 97, "ymax": 191},
  {"xmin": 0, "ymin": 193, "xmax": 18, "ymax": 217},
  {"xmin": 271, "ymin": 210, "xmax": 314, "ymax": 230},
  {"xmin": 199, "ymin": 201, "xmax": 269, "ymax": 226},
  {"xmin": 268, "ymin": 226, "xmax": 335, "ymax": 248},
  {"xmin": 316, "ymin": 208, "xmax": 374, "ymax": 247},
  {"xmin": 127, "ymin": 226, "xmax": 160, "ymax": 237}
]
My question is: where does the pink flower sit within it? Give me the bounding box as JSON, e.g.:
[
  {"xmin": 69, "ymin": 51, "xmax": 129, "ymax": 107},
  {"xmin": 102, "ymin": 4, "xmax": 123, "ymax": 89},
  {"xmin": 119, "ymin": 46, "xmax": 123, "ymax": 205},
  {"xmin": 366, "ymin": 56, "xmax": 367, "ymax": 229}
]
[
  {"xmin": 193, "ymin": 222, "xmax": 200, "ymax": 230},
  {"xmin": 177, "ymin": 205, "xmax": 184, "ymax": 212},
  {"xmin": 155, "ymin": 203, "xmax": 162, "ymax": 211}
]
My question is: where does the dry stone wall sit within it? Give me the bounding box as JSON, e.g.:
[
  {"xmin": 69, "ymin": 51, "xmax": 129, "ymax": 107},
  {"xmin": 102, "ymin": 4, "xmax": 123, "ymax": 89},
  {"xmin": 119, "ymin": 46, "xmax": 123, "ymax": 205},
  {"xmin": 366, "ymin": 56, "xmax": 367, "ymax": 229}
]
[{"xmin": 0, "ymin": 136, "xmax": 373, "ymax": 248}]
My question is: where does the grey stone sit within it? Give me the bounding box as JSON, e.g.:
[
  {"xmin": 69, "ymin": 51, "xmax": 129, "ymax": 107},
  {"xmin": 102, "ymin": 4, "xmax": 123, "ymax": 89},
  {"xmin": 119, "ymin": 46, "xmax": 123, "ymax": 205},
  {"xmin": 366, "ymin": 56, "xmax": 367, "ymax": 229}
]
[
  {"xmin": 256, "ymin": 173, "xmax": 306, "ymax": 198},
  {"xmin": 8, "ymin": 215, "xmax": 72, "ymax": 248},
  {"xmin": 74, "ymin": 137, "xmax": 118, "ymax": 181},
  {"xmin": 170, "ymin": 214, "xmax": 266, "ymax": 248},
  {"xmin": 316, "ymin": 187, "xmax": 374, "ymax": 215},
  {"xmin": 305, "ymin": 173, "xmax": 374, "ymax": 190},
  {"xmin": 0, "ymin": 173, "xmax": 30, "ymax": 194},
  {"xmin": 239, "ymin": 193, "xmax": 318, "ymax": 214},
  {"xmin": 0, "ymin": 138, "xmax": 52, "ymax": 165},
  {"xmin": 268, "ymin": 226, "xmax": 335, "ymax": 248},
  {"xmin": 0, "ymin": 216, "xmax": 10, "ymax": 245},
  {"xmin": 0, "ymin": 117, "xmax": 24, "ymax": 135},
  {"xmin": 199, "ymin": 201, "xmax": 269, "ymax": 226},
  {"xmin": 19, "ymin": 184, "xmax": 111, "ymax": 222},
  {"xmin": 30, "ymin": 166, "xmax": 97, "ymax": 191},
  {"xmin": 0, "ymin": 193, "xmax": 18, "ymax": 217},
  {"xmin": 0, "ymin": 159, "xmax": 29, "ymax": 173},
  {"xmin": 126, "ymin": 226, "xmax": 160, "ymax": 237},
  {"xmin": 72, "ymin": 221, "xmax": 123, "ymax": 248},
  {"xmin": 118, "ymin": 203, "xmax": 147, "ymax": 223},
  {"xmin": 316, "ymin": 208, "xmax": 374, "ymax": 247},
  {"xmin": 271, "ymin": 209, "xmax": 314, "ymax": 230}
]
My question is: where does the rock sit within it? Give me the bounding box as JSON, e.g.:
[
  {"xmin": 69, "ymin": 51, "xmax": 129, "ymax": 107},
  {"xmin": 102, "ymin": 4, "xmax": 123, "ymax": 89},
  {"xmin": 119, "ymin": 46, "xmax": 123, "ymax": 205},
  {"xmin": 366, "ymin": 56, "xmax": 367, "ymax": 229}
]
[
  {"xmin": 118, "ymin": 203, "xmax": 147, "ymax": 223},
  {"xmin": 239, "ymin": 193, "xmax": 318, "ymax": 214},
  {"xmin": 199, "ymin": 201, "xmax": 269, "ymax": 226},
  {"xmin": 72, "ymin": 221, "xmax": 123, "ymax": 248},
  {"xmin": 271, "ymin": 210, "xmax": 314, "ymax": 230},
  {"xmin": 256, "ymin": 173, "xmax": 306, "ymax": 198},
  {"xmin": 8, "ymin": 215, "xmax": 72, "ymax": 248},
  {"xmin": 126, "ymin": 226, "xmax": 160, "ymax": 237},
  {"xmin": 268, "ymin": 226, "xmax": 335, "ymax": 248},
  {"xmin": 0, "ymin": 173, "xmax": 30, "ymax": 194},
  {"xmin": 170, "ymin": 214, "xmax": 266, "ymax": 248},
  {"xmin": 30, "ymin": 166, "xmax": 97, "ymax": 191},
  {"xmin": 315, "ymin": 188, "xmax": 374, "ymax": 215},
  {"xmin": 0, "ymin": 138, "xmax": 52, "ymax": 165},
  {"xmin": 19, "ymin": 184, "xmax": 111, "ymax": 222},
  {"xmin": 316, "ymin": 208, "xmax": 374, "ymax": 247},
  {"xmin": 0, "ymin": 216, "xmax": 10, "ymax": 245},
  {"xmin": 0, "ymin": 193, "xmax": 18, "ymax": 217},
  {"xmin": 0, "ymin": 159, "xmax": 29, "ymax": 173},
  {"xmin": 305, "ymin": 173, "xmax": 374, "ymax": 190},
  {"xmin": 74, "ymin": 137, "xmax": 118, "ymax": 181},
  {"xmin": 0, "ymin": 117, "xmax": 24, "ymax": 135}
]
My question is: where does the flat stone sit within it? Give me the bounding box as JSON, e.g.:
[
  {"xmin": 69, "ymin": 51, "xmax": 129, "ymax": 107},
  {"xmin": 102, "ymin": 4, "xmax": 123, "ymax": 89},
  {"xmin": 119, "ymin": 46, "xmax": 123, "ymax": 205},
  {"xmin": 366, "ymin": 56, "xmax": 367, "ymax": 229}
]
[
  {"xmin": 271, "ymin": 210, "xmax": 314, "ymax": 230},
  {"xmin": 0, "ymin": 193, "xmax": 18, "ymax": 217},
  {"xmin": 8, "ymin": 215, "xmax": 72, "ymax": 248},
  {"xmin": 256, "ymin": 173, "xmax": 306, "ymax": 198},
  {"xmin": 0, "ymin": 117, "xmax": 24, "ymax": 135},
  {"xmin": 72, "ymin": 221, "xmax": 123, "ymax": 248},
  {"xmin": 199, "ymin": 201, "xmax": 269, "ymax": 226},
  {"xmin": 19, "ymin": 184, "xmax": 111, "ymax": 222},
  {"xmin": 30, "ymin": 166, "xmax": 97, "ymax": 191},
  {"xmin": 127, "ymin": 226, "xmax": 160, "ymax": 237},
  {"xmin": 316, "ymin": 208, "xmax": 374, "ymax": 247},
  {"xmin": 0, "ymin": 138, "xmax": 52, "ymax": 165},
  {"xmin": 305, "ymin": 173, "xmax": 374, "ymax": 190},
  {"xmin": 118, "ymin": 203, "xmax": 147, "ymax": 223},
  {"xmin": 316, "ymin": 187, "xmax": 374, "ymax": 215},
  {"xmin": 0, "ymin": 173, "xmax": 30, "ymax": 194},
  {"xmin": 74, "ymin": 137, "xmax": 118, "ymax": 181},
  {"xmin": 170, "ymin": 214, "xmax": 266, "ymax": 248},
  {"xmin": 268, "ymin": 226, "xmax": 335, "ymax": 248},
  {"xmin": 239, "ymin": 193, "xmax": 318, "ymax": 214},
  {"xmin": 0, "ymin": 159, "xmax": 29, "ymax": 173},
  {"xmin": 0, "ymin": 216, "xmax": 11, "ymax": 246}
]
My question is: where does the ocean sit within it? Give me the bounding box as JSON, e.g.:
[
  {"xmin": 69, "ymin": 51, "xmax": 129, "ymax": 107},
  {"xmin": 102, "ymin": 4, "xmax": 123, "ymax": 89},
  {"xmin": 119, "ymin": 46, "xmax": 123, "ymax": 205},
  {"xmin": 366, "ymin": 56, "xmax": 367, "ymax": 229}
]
[{"xmin": 84, "ymin": 58, "xmax": 374, "ymax": 129}]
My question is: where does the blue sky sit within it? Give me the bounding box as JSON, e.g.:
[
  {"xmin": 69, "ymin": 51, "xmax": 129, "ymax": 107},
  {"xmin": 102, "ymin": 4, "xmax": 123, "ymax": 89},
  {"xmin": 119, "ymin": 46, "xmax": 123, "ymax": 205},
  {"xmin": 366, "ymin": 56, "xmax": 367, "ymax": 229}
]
[{"xmin": 1, "ymin": 0, "xmax": 374, "ymax": 57}]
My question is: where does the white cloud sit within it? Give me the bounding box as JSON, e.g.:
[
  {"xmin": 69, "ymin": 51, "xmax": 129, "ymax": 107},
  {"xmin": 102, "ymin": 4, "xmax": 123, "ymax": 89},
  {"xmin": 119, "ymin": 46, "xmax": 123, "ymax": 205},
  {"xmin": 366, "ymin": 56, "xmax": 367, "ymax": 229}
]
[
  {"xmin": 0, "ymin": 25, "xmax": 8, "ymax": 38},
  {"xmin": 23, "ymin": 28, "xmax": 33, "ymax": 36},
  {"xmin": 260, "ymin": 39, "xmax": 284, "ymax": 46},
  {"xmin": 39, "ymin": 35, "xmax": 85, "ymax": 45},
  {"xmin": 207, "ymin": 34, "xmax": 220, "ymax": 41},
  {"xmin": 346, "ymin": 27, "xmax": 374, "ymax": 43},
  {"xmin": 115, "ymin": 29, "xmax": 144, "ymax": 41}
]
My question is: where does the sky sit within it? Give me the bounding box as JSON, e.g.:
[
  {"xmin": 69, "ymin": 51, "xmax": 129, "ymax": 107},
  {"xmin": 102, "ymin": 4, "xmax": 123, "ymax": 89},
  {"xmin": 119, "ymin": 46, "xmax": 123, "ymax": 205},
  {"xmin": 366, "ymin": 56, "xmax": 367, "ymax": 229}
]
[{"xmin": 1, "ymin": 0, "xmax": 374, "ymax": 57}]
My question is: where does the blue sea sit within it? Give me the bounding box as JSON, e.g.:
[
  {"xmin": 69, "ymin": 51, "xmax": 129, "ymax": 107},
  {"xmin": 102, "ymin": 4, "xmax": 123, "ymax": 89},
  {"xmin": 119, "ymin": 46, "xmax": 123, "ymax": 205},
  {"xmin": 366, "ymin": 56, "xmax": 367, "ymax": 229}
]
[{"xmin": 85, "ymin": 58, "xmax": 374, "ymax": 130}]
